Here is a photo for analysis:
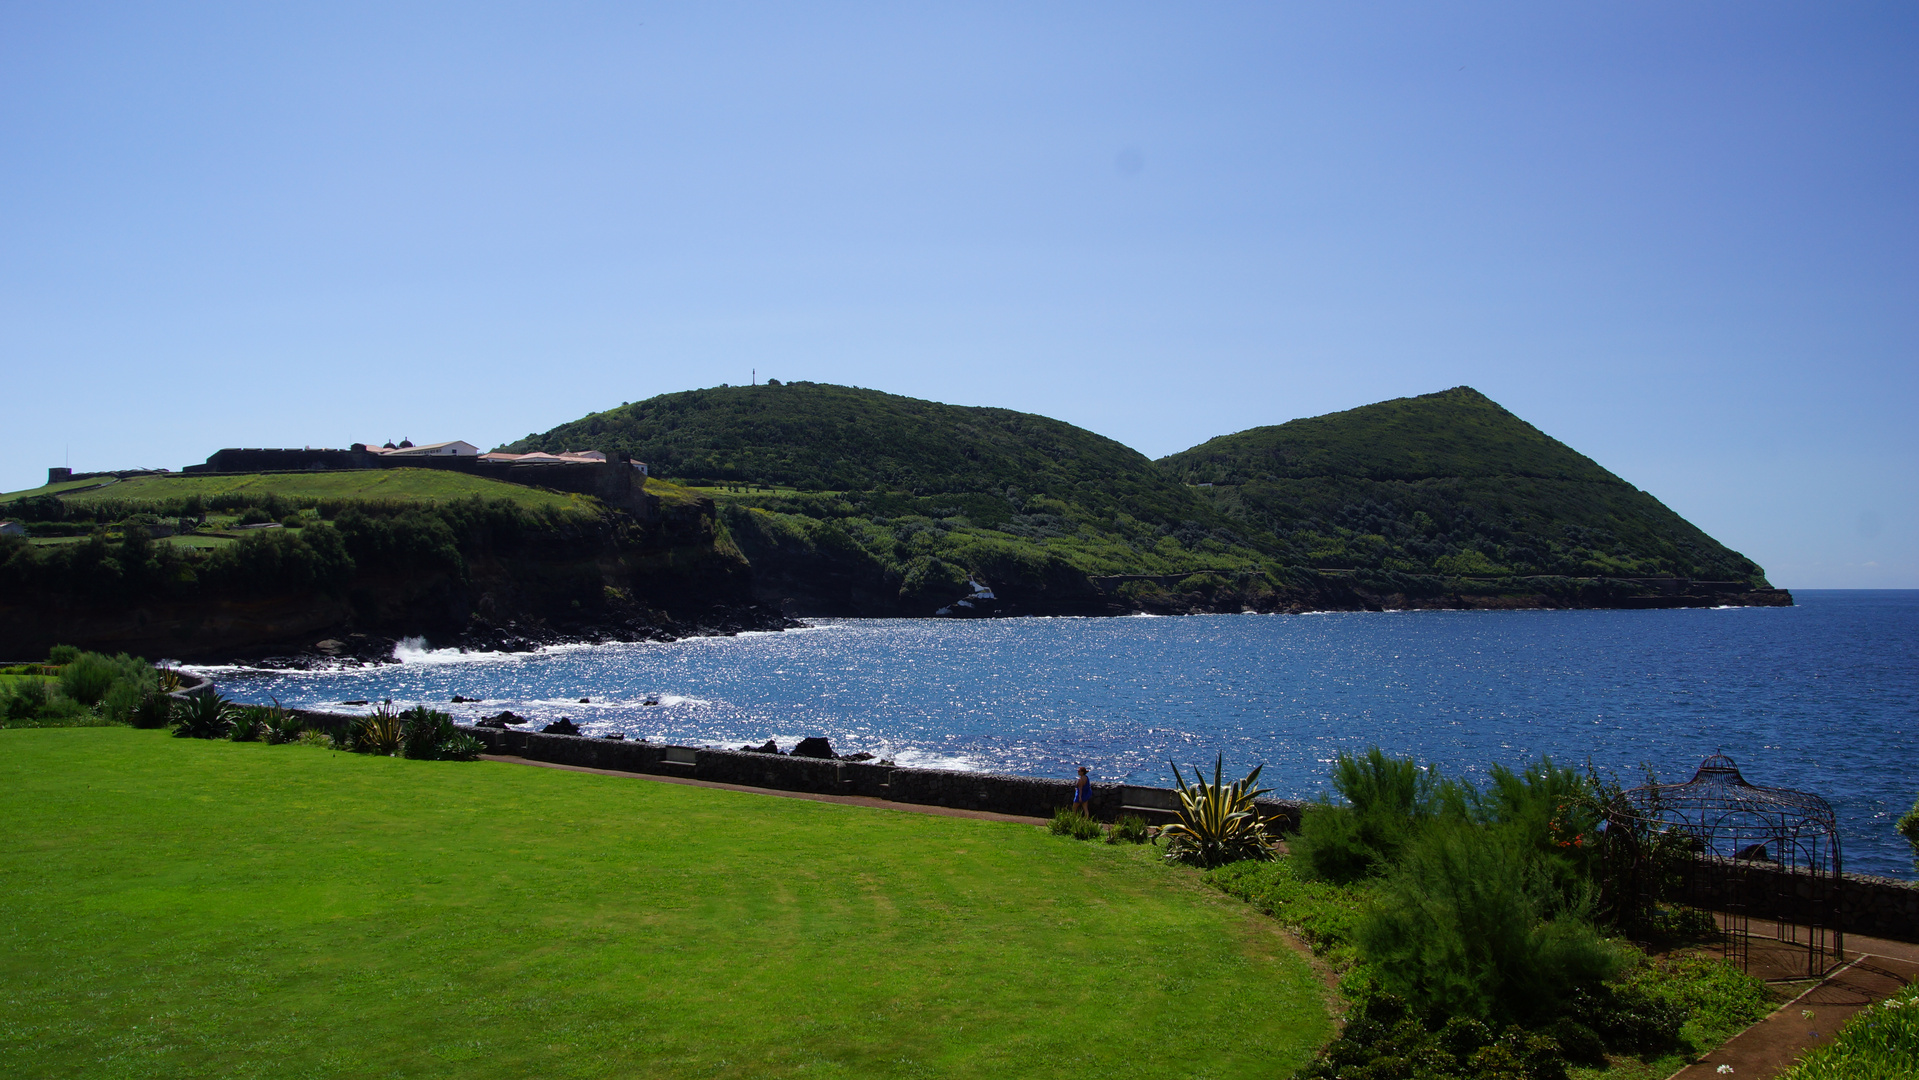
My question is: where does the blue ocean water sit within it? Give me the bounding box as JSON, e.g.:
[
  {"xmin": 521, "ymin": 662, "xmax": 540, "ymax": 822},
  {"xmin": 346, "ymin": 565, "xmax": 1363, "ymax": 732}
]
[{"xmin": 201, "ymin": 591, "xmax": 1919, "ymax": 878}]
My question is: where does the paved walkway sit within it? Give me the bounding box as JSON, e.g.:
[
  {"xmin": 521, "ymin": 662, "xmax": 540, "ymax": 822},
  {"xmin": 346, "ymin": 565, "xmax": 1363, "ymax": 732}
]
[
  {"xmin": 1670, "ymin": 931, "xmax": 1919, "ymax": 1080},
  {"xmin": 479, "ymin": 754, "xmax": 1054, "ymax": 825}
]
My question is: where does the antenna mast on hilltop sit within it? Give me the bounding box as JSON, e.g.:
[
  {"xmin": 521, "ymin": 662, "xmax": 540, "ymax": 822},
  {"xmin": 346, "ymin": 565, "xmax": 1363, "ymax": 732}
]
[{"xmin": 752, "ymin": 368, "xmax": 757, "ymax": 386}]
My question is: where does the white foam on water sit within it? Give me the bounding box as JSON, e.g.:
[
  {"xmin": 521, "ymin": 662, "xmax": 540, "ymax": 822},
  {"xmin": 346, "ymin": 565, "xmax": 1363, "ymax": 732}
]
[
  {"xmin": 886, "ymin": 747, "xmax": 983, "ymax": 772},
  {"xmin": 392, "ymin": 636, "xmax": 604, "ymax": 666}
]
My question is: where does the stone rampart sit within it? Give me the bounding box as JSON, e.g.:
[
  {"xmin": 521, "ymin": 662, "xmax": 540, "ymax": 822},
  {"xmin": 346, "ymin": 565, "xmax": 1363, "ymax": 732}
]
[
  {"xmin": 1682, "ymin": 856, "xmax": 1919, "ymax": 943},
  {"xmin": 457, "ymin": 723, "xmax": 1311, "ymax": 834}
]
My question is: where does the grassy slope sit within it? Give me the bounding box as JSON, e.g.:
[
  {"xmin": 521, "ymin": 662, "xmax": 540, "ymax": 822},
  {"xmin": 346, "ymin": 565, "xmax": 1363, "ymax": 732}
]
[
  {"xmin": 2, "ymin": 470, "xmax": 593, "ymax": 513},
  {"xmin": 1158, "ymin": 387, "xmax": 1768, "ymax": 584},
  {"xmin": 503, "ymin": 382, "xmax": 1212, "ymax": 525},
  {"xmin": 0, "ymin": 729, "xmax": 1329, "ymax": 1079}
]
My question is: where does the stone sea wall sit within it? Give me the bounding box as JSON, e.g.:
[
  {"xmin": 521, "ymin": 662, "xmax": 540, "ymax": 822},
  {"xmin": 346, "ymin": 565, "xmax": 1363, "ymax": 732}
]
[
  {"xmin": 1683, "ymin": 856, "xmax": 1919, "ymax": 944},
  {"xmin": 458, "ymin": 724, "xmax": 1306, "ymax": 831}
]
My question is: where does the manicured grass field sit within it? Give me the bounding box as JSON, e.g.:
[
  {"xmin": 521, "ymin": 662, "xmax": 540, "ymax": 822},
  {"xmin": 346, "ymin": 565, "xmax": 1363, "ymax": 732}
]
[
  {"xmin": 1, "ymin": 470, "xmax": 594, "ymax": 512},
  {"xmin": 0, "ymin": 729, "xmax": 1329, "ymax": 1079}
]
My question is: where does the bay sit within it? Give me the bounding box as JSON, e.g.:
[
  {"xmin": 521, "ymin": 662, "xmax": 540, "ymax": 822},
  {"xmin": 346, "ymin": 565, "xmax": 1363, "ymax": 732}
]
[{"xmin": 202, "ymin": 590, "xmax": 1919, "ymax": 878}]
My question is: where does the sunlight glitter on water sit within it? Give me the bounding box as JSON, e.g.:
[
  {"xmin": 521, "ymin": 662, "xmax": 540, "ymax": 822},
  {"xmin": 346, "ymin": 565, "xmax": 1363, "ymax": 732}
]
[{"xmin": 197, "ymin": 593, "xmax": 1919, "ymax": 876}]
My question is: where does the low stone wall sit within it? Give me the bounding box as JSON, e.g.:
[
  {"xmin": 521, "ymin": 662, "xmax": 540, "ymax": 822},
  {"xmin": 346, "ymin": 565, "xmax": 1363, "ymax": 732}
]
[
  {"xmin": 458, "ymin": 724, "xmax": 1309, "ymax": 830},
  {"xmin": 166, "ymin": 670, "xmax": 214, "ymax": 705},
  {"xmin": 1684, "ymin": 857, "xmax": 1919, "ymax": 944}
]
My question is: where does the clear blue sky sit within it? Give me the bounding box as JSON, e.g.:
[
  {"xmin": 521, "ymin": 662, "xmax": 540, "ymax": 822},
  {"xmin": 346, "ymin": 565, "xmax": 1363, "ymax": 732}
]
[{"xmin": 3, "ymin": 3, "xmax": 1913, "ymax": 587}]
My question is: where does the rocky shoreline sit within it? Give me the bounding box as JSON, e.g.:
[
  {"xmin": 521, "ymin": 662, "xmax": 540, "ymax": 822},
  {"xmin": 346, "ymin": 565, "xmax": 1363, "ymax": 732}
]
[{"xmin": 223, "ymin": 600, "xmax": 800, "ymax": 670}]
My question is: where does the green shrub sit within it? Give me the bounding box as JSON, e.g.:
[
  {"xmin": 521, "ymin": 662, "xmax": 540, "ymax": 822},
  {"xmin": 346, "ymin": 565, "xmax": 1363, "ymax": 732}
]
[
  {"xmin": 400, "ymin": 706, "xmax": 455, "ymax": 760},
  {"xmin": 1106, "ymin": 813, "xmax": 1150, "ymax": 844},
  {"xmin": 229, "ymin": 707, "xmax": 266, "ymax": 742},
  {"xmin": 58, "ymin": 653, "xmax": 120, "ymax": 706},
  {"xmin": 47, "ymin": 644, "xmax": 80, "ymax": 665},
  {"xmin": 1568, "ymin": 951, "xmax": 1770, "ymax": 1057},
  {"xmin": 1292, "ymin": 747, "xmax": 1445, "ymax": 884},
  {"xmin": 126, "ymin": 688, "xmax": 173, "ymax": 729},
  {"xmin": 262, "ymin": 706, "xmax": 305, "ymax": 745},
  {"xmin": 1162, "ymin": 755, "xmax": 1274, "ymax": 868},
  {"xmin": 1050, "ymin": 807, "xmax": 1104, "ymax": 840},
  {"xmin": 1298, "ymin": 994, "xmax": 1572, "ymax": 1080},
  {"xmin": 1779, "ymin": 981, "xmax": 1919, "ymax": 1080},
  {"xmin": 0, "ymin": 677, "xmax": 93, "ymax": 726},
  {"xmin": 1204, "ymin": 857, "xmax": 1369, "ymax": 960},
  {"xmin": 296, "ymin": 729, "xmax": 333, "ymax": 749},
  {"xmin": 1897, "ymin": 792, "xmax": 1919, "ymax": 872},
  {"xmin": 437, "ymin": 731, "xmax": 485, "ymax": 762},
  {"xmin": 100, "ymin": 678, "xmax": 145, "ymax": 724},
  {"xmin": 171, "ymin": 693, "xmax": 232, "ymax": 739},
  {"xmin": 1357, "ymin": 823, "xmax": 1621, "ymax": 1027},
  {"xmin": 3, "ymin": 677, "xmax": 53, "ymax": 720}
]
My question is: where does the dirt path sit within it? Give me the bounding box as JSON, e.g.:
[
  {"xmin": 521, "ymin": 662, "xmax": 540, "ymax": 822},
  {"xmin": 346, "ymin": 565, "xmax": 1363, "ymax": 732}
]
[{"xmin": 1669, "ymin": 932, "xmax": 1919, "ymax": 1080}]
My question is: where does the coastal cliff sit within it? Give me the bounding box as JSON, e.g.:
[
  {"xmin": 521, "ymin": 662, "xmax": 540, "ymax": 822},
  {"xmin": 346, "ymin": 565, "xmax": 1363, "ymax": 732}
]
[{"xmin": 0, "ymin": 474, "xmax": 787, "ymax": 662}]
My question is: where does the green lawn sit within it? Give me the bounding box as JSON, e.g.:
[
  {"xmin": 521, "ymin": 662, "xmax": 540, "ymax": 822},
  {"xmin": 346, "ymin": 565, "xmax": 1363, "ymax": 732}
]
[
  {"xmin": 0, "ymin": 729, "xmax": 1329, "ymax": 1079},
  {"xmin": 1, "ymin": 470, "xmax": 595, "ymax": 512}
]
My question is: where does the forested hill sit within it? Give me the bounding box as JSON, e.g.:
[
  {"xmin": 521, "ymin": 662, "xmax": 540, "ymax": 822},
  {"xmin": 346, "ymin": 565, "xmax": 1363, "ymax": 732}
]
[
  {"xmin": 509, "ymin": 382, "xmax": 1782, "ymax": 616},
  {"xmin": 502, "ymin": 382, "xmax": 1217, "ymax": 529},
  {"xmin": 1157, "ymin": 387, "xmax": 1769, "ymax": 585}
]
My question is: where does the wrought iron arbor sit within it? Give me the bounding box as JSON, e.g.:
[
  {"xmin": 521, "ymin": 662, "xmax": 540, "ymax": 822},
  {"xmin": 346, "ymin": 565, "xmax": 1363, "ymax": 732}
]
[{"xmin": 1624, "ymin": 754, "xmax": 1844, "ymax": 980}]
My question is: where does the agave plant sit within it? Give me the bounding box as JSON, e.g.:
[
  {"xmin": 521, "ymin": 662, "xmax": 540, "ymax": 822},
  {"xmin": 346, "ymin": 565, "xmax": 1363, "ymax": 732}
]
[
  {"xmin": 157, "ymin": 668, "xmax": 184, "ymax": 693},
  {"xmin": 261, "ymin": 699, "xmax": 305, "ymax": 745},
  {"xmin": 437, "ymin": 731, "xmax": 486, "ymax": 762},
  {"xmin": 355, "ymin": 705, "xmax": 404, "ymax": 755},
  {"xmin": 171, "ymin": 692, "xmax": 232, "ymax": 739},
  {"xmin": 228, "ymin": 707, "xmax": 265, "ymax": 742},
  {"xmin": 1162, "ymin": 754, "xmax": 1276, "ymax": 867},
  {"xmin": 399, "ymin": 706, "xmax": 455, "ymax": 760}
]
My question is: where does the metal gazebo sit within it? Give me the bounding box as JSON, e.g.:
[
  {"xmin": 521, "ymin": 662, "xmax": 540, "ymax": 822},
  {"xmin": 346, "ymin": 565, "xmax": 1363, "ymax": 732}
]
[{"xmin": 1624, "ymin": 754, "xmax": 1844, "ymax": 980}]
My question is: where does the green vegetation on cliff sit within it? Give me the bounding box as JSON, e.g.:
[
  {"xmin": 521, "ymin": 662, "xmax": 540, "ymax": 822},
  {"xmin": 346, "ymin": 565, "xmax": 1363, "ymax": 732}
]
[
  {"xmin": 1158, "ymin": 387, "xmax": 1767, "ymax": 583},
  {"xmin": 2, "ymin": 468, "xmax": 592, "ymax": 514},
  {"xmin": 0, "ymin": 470, "xmax": 755, "ymax": 658}
]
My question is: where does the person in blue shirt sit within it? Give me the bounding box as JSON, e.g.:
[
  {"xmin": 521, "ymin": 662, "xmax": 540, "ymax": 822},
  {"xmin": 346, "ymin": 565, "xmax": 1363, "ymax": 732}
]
[{"xmin": 1071, "ymin": 766, "xmax": 1093, "ymax": 815}]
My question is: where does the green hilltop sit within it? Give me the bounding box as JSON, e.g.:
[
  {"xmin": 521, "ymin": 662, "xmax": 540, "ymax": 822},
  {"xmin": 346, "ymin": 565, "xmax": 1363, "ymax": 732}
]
[
  {"xmin": 1158, "ymin": 387, "xmax": 1766, "ymax": 583},
  {"xmin": 508, "ymin": 382, "xmax": 1270, "ymax": 615},
  {"xmin": 509, "ymin": 383, "xmax": 1780, "ymax": 615},
  {"xmin": 502, "ymin": 381, "xmax": 1217, "ymax": 529}
]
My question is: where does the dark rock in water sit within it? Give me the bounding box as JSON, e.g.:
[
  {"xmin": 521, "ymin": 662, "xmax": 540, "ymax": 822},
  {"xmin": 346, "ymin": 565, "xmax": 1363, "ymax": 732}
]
[
  {"xmin": 643, "ymin": 698, "xmax": 660, "ymax": 706},
  {"xmin": 601, "ymin": 732, "xmax": 625, "ymax": 740},
  {"xmin": 740, "ymin": 739, "xmax": 781, "ymax": 754},
  {"xmin": 341, "ymin": 700, "xmax": 369, "ymax": 706},
  {"xmin": 791, "ymin": 737, "xmax": 836, "ymax": 759},
  {"xmin": 542, "ymin": 718, "xmax": 582, "ymax": 736},
  {"xmin": 579, "ymin": 697, "xmax": 590, "ymax": 703},
  {"xmin": 1736, "ymin": 843, "xmax": 1772, "ymax": 862},
  {"xmin": 450, "ymin": 694, "xmax": 478, "ymax": 703},
  {"xmin": 842, "ymin": 752, "xmax": 876, "ymax": 762},
  {"xmin": 476, "ymin": 710, "xmax": 522, "ymax": 728}
]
